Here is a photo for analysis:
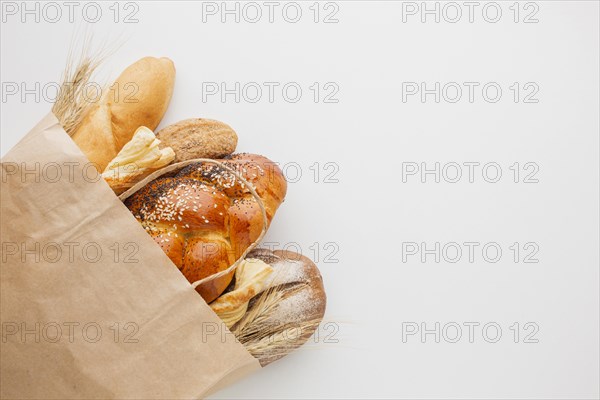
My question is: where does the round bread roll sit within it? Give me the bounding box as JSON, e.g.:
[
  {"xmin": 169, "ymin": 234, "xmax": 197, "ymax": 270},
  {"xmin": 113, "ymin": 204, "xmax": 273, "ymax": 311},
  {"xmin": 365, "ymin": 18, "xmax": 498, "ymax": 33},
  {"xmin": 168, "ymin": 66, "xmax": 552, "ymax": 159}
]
[
  {"xmin": 124, "ymin": 154, "xmax": 287, "ymax": 302},
  {"xmin": 72, "ymin": 57, "xmax": 176, "ymax": 171},
  {"xmin": 233, "ymin": 249, "xmax": 327, "ymax": 367},
  {"xmin": 156, "ymin": 118, "xmax": 238, "ymax": 162}
]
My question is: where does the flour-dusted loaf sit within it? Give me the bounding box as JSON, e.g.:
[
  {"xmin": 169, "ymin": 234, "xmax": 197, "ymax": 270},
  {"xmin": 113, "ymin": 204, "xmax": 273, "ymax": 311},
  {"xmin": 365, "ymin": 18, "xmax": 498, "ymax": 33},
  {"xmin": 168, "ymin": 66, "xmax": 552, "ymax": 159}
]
[
  {"xmin": 124, "ymin": 153, "xmax": 287, "ymax": 302},
  {"xmin": 72, "ymin": 57, "xmax": 176, "ymax": 171},
  {"xmin": 231, "ymin": 249, "xmax": 327, "ymax": 366}
]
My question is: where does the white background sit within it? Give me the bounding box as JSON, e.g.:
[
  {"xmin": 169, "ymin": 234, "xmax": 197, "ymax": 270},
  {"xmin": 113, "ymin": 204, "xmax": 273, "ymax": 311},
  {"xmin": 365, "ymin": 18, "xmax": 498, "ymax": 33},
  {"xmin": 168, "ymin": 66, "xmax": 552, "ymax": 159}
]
[{"xmin": 1, "ymin": 1, "xmax": 599, "ymax": 398}]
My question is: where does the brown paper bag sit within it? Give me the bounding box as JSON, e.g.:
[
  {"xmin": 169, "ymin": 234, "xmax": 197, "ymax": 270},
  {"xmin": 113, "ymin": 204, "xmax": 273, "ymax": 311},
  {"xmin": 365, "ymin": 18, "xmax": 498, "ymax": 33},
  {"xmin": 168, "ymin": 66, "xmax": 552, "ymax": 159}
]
[{"xmin": 0, "ymin": 113, "xmax": 260, "ymax": 399}]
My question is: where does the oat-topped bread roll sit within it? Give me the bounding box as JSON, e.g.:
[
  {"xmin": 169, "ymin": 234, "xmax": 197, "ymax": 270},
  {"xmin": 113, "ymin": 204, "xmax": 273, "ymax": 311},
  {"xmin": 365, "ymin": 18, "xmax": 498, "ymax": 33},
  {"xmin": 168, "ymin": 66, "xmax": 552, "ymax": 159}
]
[
  {"xmin": 72, "ymin": 57, "xmax": 176, "ymax": 171},
  {"xmin": 124, "ymin": 153, "xmax": 287, "ymax": 302}
]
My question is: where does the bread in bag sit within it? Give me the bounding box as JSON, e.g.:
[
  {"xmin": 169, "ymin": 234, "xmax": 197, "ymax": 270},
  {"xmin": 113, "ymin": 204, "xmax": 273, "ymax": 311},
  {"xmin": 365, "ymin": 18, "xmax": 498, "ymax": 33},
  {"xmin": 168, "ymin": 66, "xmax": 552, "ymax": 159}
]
[
  {"xmin": 72, "ymin": 57, "xmax": 176, "ymax": 171},
  {"xmin": 124, "ymin": 153, "xmax": 287, "ymax": 302},
  {"xmin": 156, "ymin": 118, "xmax": 238, "ymax": 162},
  {"xmin": 231, "ymin": 249, "xmax": 327, "ymax": 366}
]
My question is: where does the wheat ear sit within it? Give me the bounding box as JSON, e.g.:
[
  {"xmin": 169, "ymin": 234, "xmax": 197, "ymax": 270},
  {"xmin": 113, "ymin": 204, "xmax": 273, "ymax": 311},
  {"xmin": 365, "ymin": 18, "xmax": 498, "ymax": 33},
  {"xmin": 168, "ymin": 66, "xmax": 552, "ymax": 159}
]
[{"xmin": 52, "ymin": 35, "xmax": 108, "ymax": 135}]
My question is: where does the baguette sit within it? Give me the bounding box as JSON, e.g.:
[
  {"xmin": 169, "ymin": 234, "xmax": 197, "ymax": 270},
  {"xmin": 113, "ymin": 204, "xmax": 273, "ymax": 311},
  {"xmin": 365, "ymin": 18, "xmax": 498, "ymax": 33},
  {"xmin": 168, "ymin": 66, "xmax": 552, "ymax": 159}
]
[{"xmin": 72, "ymin": 57, "xmax": 176, "ymax": 171}]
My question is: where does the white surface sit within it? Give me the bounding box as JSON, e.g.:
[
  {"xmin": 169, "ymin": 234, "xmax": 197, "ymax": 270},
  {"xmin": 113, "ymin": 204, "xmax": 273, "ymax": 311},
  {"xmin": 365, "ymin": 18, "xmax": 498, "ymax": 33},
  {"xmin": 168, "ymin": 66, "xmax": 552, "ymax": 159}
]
[{"xmin": 1, "ymin": 1, "xmax": 599, "ymax": 399}]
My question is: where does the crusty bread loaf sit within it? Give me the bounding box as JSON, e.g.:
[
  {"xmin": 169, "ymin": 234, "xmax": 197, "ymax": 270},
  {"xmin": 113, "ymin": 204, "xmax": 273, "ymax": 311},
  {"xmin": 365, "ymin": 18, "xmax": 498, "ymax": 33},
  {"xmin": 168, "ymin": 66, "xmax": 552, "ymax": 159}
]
[
  {"xmin": 234, "ymin": 249, "xmax": 327, "ymax": 366},
  {"xmin": 72, "ymin": 57, "xmax": 176, "ymax": 171},
  {"xmin": 124, "ymin": 153, "xmax": 287, "ymax": 302},
  {"xmin": 156, "ymin": 118, "xmax": 238, "ymax": 162}
]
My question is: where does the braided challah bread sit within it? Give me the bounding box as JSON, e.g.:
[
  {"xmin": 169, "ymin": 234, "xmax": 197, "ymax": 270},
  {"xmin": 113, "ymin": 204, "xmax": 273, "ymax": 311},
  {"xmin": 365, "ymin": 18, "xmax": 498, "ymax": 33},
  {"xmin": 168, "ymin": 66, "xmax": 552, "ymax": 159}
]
[{"xmin": 125, "ymin": 153, "xmax": 287, "ymax": 302}]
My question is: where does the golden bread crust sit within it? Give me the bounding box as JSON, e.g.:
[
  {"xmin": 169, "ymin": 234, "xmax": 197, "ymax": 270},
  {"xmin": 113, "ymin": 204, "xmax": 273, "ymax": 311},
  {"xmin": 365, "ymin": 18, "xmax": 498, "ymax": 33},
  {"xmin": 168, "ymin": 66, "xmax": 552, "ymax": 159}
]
[
  {"xmin": 125, "ymin": 153, "xmax": 287, "ymax": 302},
  {"xmin": 72, "ymin": 57, "xmax": 175, "ymax": 171}
]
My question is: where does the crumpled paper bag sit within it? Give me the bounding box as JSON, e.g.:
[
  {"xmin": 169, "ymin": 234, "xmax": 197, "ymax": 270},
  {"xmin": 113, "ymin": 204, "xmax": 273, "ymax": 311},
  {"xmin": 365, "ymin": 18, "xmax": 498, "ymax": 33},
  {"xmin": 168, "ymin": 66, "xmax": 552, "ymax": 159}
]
[{"xmin": 0, "ymin": 113, "xmax": 260, "ymax": 399}]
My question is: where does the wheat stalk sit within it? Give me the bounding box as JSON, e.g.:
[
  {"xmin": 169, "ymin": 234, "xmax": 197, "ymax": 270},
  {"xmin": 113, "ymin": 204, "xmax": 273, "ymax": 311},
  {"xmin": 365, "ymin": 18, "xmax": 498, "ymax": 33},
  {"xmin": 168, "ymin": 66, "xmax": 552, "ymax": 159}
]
[
  {"xmin": 231, "ymin": 282, "xmax": 322, "ymax": 363},
  {"xmin": 51, "ymin": 34, "xmax": 110, "ymax": 135},
  {"xmin": 52, "ymin": 57, "xmax": 103, "ymax": 135},
  {"xmin": 232, "ymin": 283, "xmax": 306, "ymax": 339},
  {"xmin": 242, "ymin": 319, "xmax": 323, "ymax": 361}
]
